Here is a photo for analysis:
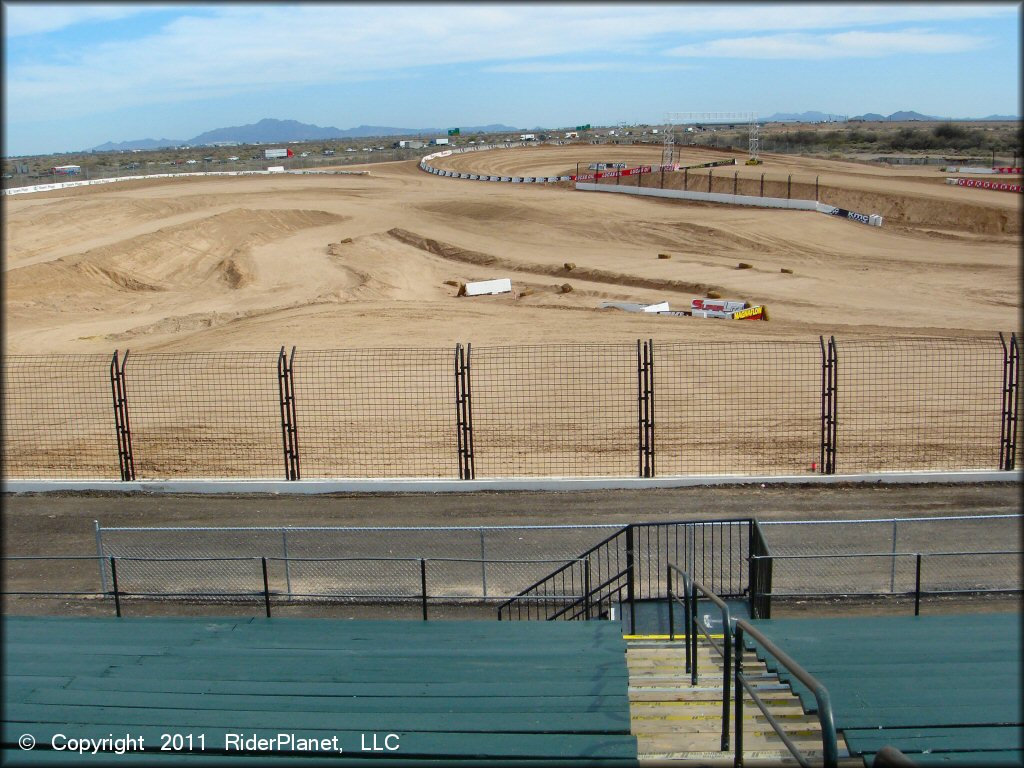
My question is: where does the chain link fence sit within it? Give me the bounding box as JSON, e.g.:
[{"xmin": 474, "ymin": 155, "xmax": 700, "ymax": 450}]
[
  {"xmin": 2, "ymin": 336, "xmax": 1018, "ymax": 479},
  {"xmin": 94, "ymin": 523, "xmax": 626, "ymax": 601},
  {"xmin": 758, "ymin": 514, "xmax": 1022, "ymax": 597}
]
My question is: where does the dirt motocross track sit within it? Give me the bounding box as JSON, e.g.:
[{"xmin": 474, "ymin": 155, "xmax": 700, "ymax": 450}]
[{"xmin": 3, "ymin": 144, "xmax": 1019, "ymax": 354}]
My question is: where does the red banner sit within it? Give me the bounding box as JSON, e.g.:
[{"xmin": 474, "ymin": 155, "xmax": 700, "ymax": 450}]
[
  {"xmin": 994, "ymin": 167, "xmax": 1022, "ymax": 174},
  {"xmin": 957, "ymin": 178, "xmax": 1022, "ymax": 193},
  {"xmin": 571, "ymin": 166, "xmax": 652, "ymax": 181}
]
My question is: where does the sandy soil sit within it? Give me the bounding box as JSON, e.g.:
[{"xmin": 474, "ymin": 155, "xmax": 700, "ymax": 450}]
[{"xmin": 3, "ymin": 145, "xmax": 1019, "ymax": 355}]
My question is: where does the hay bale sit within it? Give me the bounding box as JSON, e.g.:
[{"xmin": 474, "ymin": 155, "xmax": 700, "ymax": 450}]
[
  {"xmin": 706, "ymin": 290, "xmax": 722, "ymax": 299},
  {"xmin": 563, "ymin": 262, "xmax": 576, "ymax": 271},
  {"xmin": 443, "ymin": 280, "xmax": 461, "ymax": 287},
  {"xmin": 737, "ymin": 262, "xmax": 753, "ymax": 270},
  {"xmin": 780, "ymin": 268, "xmax": 793, "ymax": 274},
  {"xmin": 339, "ymin": 237, "xmax": 353, "ymax": 244},
  {"xmin": 518, "ymin": 288, "xmax": 535, "ymax": 298},
  {"xmin": 559, "ymin": 283, "xmax": 573, "ymax": 293},
  {"xmin": 657, "ymin": 253, "xmax": 672, "ymax": 259}
]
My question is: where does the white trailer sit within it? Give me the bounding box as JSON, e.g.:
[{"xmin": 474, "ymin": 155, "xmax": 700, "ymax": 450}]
[{"xmin": 264, "ymin": 148, "xmax": 293, "ymax": 160}]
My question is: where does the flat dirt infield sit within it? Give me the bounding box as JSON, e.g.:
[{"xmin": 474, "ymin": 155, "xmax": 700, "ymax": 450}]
[{"xmin": 3, "ymin": 483, "xmax": 1019, "ymax": 619}]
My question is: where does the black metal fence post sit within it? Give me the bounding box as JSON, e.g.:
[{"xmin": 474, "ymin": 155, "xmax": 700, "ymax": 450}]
[
  {"xmin": 261, "ymin": 557, "xmax": 271, "ymax": 617},
  {"xmin": 708, "ymin": 169, "xmax": 713, "ymax": 193},
  {"xmin": 625, "ymin": 525, "xmax": 636, "ymax": 635},
  {"xmin": 667, "ymin": 566, "xmax": 675, "ymax": 641},
  {"xmin": 637, "ymin": 340, "xmax": 655, "ymax": 478},
  {"xmin": 787, "ymin": 174, "xmax": 792, "ymax": 199},
  {"xmin": 733, "ymin": 172, "xmax": 738, "ymax": 196},
  {"xmin": 999, "ymin": 332, "xmax": 1019, "ymax": 470},
  {"xmin": 277, "ymin": 346, "xmax": 300, "ymax": 480},
  {"xmin": 110, "ymin": 556, "xmax": 121, "ymax": 617},
  {"xmin": 420, "ymin": 559, "xmax": 429, "ymax": 620},
  {"xmin": 109, "ymin": 350, "xmax": 135, "ymax": 481},
  {"xmin": 914, "ymin": 554, "xmax": 922, "ymax": 615},
  {"xmin": 760, "ymin": 173, "xmax": 764, "ymax": 197},
  {"xmin": 583, "ymin": 559, "xmax": 592, "ymax": 620},
  {"xmin": 455, "ymin": 343, "xmax": 475, "ymax": 480},
  {"xmin": 819, "ymin": 336, "xmax": 837, "ymax": 474}
]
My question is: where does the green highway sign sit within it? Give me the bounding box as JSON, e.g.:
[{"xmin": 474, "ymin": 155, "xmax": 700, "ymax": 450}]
[{"xmin": 448, "ymin": 128, "xmax": 460, "ymax": 136}]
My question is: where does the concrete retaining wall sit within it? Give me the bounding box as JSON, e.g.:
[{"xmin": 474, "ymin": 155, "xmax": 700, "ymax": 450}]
[{"xmin": 575, "ymin": 182, "xmax": 821, "ymax": 211}]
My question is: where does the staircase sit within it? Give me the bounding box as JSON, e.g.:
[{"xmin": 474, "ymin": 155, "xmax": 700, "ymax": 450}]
[{"xmin": 627, "ymin": 635, "xmax": 853, "ymax": 764}]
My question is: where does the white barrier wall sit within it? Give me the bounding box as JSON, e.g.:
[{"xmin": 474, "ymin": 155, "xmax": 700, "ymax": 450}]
[
  {"xmin": 2, "ymin": 168, "xmax": 367, "ymax": 196},
  {"xmin": 574, "ymin": 182, "xmax": 821, "ymax": 211}
]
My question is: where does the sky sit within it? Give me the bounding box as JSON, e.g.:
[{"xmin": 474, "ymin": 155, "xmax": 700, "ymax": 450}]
[{"xmin": 3, "ymin": 1, "xmax": 1021, "ymax": 157}]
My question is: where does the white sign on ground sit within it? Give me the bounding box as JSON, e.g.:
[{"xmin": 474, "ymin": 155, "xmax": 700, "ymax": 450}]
[{"xmin": 464, "ymin": 278, "xmax": 512, "ymax": 296}]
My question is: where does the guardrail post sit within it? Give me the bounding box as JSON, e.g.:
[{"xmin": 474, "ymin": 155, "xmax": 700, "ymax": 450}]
[
  {"xmin": 261, "ymin": 557, "xmax": 271, "ymax": 617},
  {"xmin": 420, "ymin": 558, "xmax": 429, "ymax": 620},
  {"xmin": 110, "ymin": 556, "xmax": 121, "ymax": 617}
]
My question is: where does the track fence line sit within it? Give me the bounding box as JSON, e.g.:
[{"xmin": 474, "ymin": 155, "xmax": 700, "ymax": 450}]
[{"xmin": 3, "ymin": 335, "xmax": 1018, "ymax": 480}]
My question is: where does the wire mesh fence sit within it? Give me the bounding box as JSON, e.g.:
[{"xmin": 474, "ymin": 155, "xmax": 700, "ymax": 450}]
[
  {"xmin": 836, "ymin": 337, "xmax": 1006, "ymax": 472},
  {"xmin": 2, "ymin": 355, "xmax": 120, "ymax": 478},
  {"xmin": 1, "ymin": 336, "xmax": 1017, "ymax": 479},
  {"xmin": 124, "ymin": 351, "xmax": 282, "ymax": 478},
  {"xmin": 292, "ymin": 348, "xmax": 458, "ymax": 478},
  {"xmin": 470, "ymin": 344, "xmax": 637, "ymax": 476},
  {"xmin": 655, "ymin": 341, "xmax": 822, "ymax": 475}
]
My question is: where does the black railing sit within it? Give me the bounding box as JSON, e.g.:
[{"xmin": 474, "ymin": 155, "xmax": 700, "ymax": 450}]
[
  {"xmin": 751, "ymin": 549, "xmax": 1022, "ymax": 615},
  {"xmin": 734, "ymin": 618, "xmax": 839, "ymax": 768},
  {"xmin": 668, "ymin": 565, "xmax": 734, "ymax": 750},
  {"xmin": 497, "ymin": 520, "xmax": 756, "ymax": 627},
  {"xmin": 550, "ymin": 565, "xmax": 631, "ymax": 621}
]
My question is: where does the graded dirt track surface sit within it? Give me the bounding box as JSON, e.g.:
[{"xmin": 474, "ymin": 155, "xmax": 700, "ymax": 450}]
[{"xmin": 4, "ymin": 144, "xmax": 1020, "ymax": 355}]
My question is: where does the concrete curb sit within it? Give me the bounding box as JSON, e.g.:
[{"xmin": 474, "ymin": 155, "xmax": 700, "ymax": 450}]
[{"xmin": 3, "ymin": 471, "xmax": 1019, "ymax": 495}]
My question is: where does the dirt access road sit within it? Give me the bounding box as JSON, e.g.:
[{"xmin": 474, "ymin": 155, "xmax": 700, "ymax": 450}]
[{"xmin": 5, "ymin": 482, "xmax": 1019, "ymax": 557}]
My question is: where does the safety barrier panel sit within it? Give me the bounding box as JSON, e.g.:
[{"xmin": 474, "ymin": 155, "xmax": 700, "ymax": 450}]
[{"xmin": 946, "ymin": 177, "xmax": 1022, "ymax": 193}]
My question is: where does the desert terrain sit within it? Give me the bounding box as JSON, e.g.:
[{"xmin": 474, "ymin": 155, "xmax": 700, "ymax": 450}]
[{"xmin": 3, "ymin": 143, "xmax": 1020, "ymax": 355}]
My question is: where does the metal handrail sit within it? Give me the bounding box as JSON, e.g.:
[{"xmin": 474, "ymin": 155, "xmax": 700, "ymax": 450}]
[
  {"xmin": 667, "ymin": 563, "xmax": 733, "ymax": 751},
  {"xmin": 734, "ymin": 618, "xmax": 838, "ymax": 768},
  {"xmin": 550, "ymin": 567, "xmax": 630, "ymax": 621}
]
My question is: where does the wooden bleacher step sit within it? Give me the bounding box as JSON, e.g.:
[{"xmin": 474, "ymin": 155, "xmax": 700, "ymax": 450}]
[{"xmin": 627, "ymin": 637, "xmax": 855, "ymax": 764}]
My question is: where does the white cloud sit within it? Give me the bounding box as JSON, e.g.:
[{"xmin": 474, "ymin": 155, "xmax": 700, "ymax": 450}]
[
  {"xmin": 3, "ymin": 3, "xmax": 1017, "ymax": 122},
  {"xmin": 2, "ymin": 3, "xmax": 166, "ymax": 37},
  {"xmin": 665, "ymin": 28, "xmax": 987, "ymax": 59}
]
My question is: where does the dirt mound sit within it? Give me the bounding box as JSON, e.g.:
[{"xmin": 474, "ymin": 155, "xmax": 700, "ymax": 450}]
[{"xmin": 387, "ymin": 228, "xmax": 724, "ymax": 296}]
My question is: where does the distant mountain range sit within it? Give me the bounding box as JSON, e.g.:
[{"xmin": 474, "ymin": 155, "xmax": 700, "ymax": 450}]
[
  {"xmin": 90, "ymin": 118, "xmax": 520, "ymax": 152},
  {"xmin": 765, "ymin": 110, "xmax": 1019, "ymax": 123},
  {"xmin": 90, "ymin": 113, "xmax": 1020, "ymax": 152}
]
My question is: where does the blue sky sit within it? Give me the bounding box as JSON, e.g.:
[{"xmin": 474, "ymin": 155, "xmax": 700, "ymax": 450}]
[{"xmin": 3, "ymin": 2, "xmax": 1021, "ymax": 157}]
